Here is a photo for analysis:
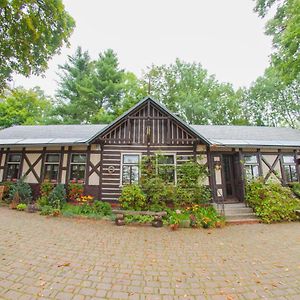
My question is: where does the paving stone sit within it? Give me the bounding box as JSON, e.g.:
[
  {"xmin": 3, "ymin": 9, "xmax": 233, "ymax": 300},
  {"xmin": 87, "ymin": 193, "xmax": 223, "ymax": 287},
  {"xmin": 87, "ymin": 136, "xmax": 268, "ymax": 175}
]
[{"xmin": 0, "ymin": 207, "xmax": 299, "ymax": 300}]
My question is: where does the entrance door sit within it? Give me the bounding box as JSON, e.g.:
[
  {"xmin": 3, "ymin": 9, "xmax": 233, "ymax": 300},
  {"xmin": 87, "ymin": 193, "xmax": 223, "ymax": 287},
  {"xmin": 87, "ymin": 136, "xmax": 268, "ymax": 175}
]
[{"xmin": 222, "ymin": 154, "xmax": 238, "ymax": 203}]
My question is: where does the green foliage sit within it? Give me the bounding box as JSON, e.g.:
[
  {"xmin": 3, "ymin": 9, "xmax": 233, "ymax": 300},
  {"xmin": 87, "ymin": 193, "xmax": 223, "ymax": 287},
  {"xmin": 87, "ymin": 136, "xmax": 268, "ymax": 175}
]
[
  {"xmin": 165, "ymin": 206, "xmax": 224, "ymax": 229},
  {"xmin": 9, "ymin": 179, "xmax": 32, "ymax": 204},
  {"xmin": 290, "ymin": 182, "xmax": 300, "ymax": 198},
  {"xmin": 54, "ymin": 48, "xmax": 147, "ymax": 124},
  {"xmin": 61, "ymin": 201, "xmax": 112, "ymax": 219},
  {"xmin": 119, "ymin": 184, "xmax": 146, "ymax": 210},
  {"xmin": 254, "ymin": 0, "xmax": 300, "ymax": 84},
  {"xmin": 0, "ymin": 0, "xmax": 75, "ymax": 91},
  {"xmin": 245, "ymin": 68, "xmax": 300, "ymax": 128},
  {"xmin": 124, "ymin": 215, "xmax": 154, "ymax": 224},
  {"xmin": 146, "ymin": 60, "xmax": 248, "ymax": 125},
  {"xmin": 93, "ymin": 201, "xmax": 112, "ymax": 216},
  {"xmin": 0, "ymin": 87, "xmax": 53, "ymax": 128},
  {"xmin": 40, "ymin": 205, "xmax": 55, "ymax": 216},
  {"xmin": 16, "ymin": 203, "xmax": 27, "ymax": 211},
  {"xmin": 246, "ymin": 179, "xmax": 300, "ymax": 223},
  {"xmin": 40, "ymin": 182, "xmax": 55, "ymax": 197},
  {"xmin": 0, "ymin": 181, "xmax": 14, "ymax": 203},
  {"xmin": 48, "ymin": 184, "xmax": 66, "ymax": 209},
  {"xmin": 67, "ymin": 182, "xmax": 84, "ymax": 202},
  {"xmin": 36, "ymin": 196, "xmax": 48, "ymax": 208}
]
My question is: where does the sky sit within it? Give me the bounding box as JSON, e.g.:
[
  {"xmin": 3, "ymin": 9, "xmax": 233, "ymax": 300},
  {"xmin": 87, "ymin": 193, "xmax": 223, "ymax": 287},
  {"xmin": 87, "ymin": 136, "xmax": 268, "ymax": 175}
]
[{"xmin": 12, "ymin": 0, "xmax": 273, "ymax": 97}]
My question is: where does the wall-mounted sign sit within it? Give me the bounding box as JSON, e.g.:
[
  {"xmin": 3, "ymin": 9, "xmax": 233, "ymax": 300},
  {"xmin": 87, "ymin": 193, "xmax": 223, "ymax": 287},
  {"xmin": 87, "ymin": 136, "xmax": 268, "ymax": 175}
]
[{"xmin": 108, "ymin": 166, "xmax": 115, "ymax": 174}]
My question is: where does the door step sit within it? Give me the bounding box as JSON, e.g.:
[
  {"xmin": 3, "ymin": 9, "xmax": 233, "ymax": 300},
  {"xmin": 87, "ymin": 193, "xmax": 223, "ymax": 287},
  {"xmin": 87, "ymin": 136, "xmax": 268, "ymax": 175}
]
[{"xmin": 215, "ymin": 203, "xmax": 260, "ymax": 224}]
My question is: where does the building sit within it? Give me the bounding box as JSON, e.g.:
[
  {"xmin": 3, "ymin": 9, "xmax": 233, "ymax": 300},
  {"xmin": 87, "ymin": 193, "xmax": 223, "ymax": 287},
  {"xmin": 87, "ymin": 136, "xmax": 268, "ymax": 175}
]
[{"xmin": 0, "ymin": 96, "xmax": 299, "ymax": 203}]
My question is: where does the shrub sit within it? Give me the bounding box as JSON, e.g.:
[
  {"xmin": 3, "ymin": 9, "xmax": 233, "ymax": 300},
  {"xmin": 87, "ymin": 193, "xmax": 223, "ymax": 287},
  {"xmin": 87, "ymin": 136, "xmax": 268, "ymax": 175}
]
[
  {"xmin": 119, "ymin": 184, "xmax": 146, "ymax": 210},
  {"xmin": 93, "ymin": 200, "xmax": 112, "ymax": 216},
  {"xmin": 48, "ymin": 184, "xmax": 66, "ymax": 209},
  {"xmin": 290, "ymin": 182, "xmax": 300, "ymax": 198},
  {"xmin": 9, "ymin": 178, "xmax": 32, "ymax": 204},
  {"xmin": 124, "ymin": 215, "xmax": 154, "ymax": 224},
  {"xmin": 36, "ymin": 196, "xmax": 48, "ymax": 208},
  {"xmin": 246, "ymin": 179, "xmax": 300, "ymax": 223},
  {"xmin": 16, "ymin": 203, "xmax": 27, "ymax": 211},
  {"xmin": 40, "ymin": 205, "xmax": 54, "ymax": 216},
  {"xmin": 0, "ymin": 181, "xmax": 14, "ymax": 203},
  {"xmin": 68, "ymin": 183, "xmax": 84, "ymax": 202},
  {"xmin": 40, "ymin": 182, "xmax": 55, "ymax": 197}
]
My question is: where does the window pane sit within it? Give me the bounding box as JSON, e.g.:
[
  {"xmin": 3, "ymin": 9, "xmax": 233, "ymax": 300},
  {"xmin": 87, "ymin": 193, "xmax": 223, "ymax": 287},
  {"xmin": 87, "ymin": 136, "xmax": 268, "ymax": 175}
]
[
  {"xmin": 157, "ymin": 155, "xmax": 174, "ymax": 165},
  {"xmin": 245, "ymin": 166, "xmax": 252, "ymax": 180},
  {"xmin": 284, "ymin": 165, "xmax": 298, "ymax": 182},
  {"xmin": 158, "ymin": 166, "xmax": 175, "ymax": 183},
  {"xmin": 282, "ymin": 155, "xmax": 295, "ymax": 164},
  {"xmin": 122, "ymin": 165, "xmax": 131, "ymax": 185},
  {"xmin": 123, "ymin": 154, "xmax": 139, "ymax": 164},
  {"xmin": 130, "ymin": 166, "xmax": 139, "ymax": 184},
  {"xmin": 46, "ymin": 154, "xmax": 59, "ymax": 163},
  {"xmin": 7, "ymin": 164, "xmax": 19, "ymax": 179},
  {"xmin": 44, "ymin": 164, "xmax": 58, "ymax": 181},
  {"xmin": 72, "ymin": 154, "xmax": 86, "ymax": 163},
  {"xmin": 252, "ymin": 165, "xmax": 259, "ymax": 178},
  {"xmin": 8, "ymin": 154, "xmax": 21, "ymax": 162},
  {"xmin": 244, "ymin": 155, "xmax": 257, "ymax": 164},
  {"xmin": 70, "ymin": 165, "xmax": 85, "ymax": 181}
]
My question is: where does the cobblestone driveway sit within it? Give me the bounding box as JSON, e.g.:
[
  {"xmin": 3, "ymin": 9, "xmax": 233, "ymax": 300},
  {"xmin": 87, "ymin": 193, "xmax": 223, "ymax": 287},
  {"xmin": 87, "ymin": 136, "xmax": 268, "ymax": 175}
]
[{"xmin": 0, "ymin": 207, "xmax": 299, "ymax": 300}]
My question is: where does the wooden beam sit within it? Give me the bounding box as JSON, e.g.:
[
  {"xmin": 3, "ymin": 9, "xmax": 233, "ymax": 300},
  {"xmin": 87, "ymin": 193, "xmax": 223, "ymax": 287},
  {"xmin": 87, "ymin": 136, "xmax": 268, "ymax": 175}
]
[
  {"xmin": 98, "ymin": 143, "xmax": 104, "ymax": 200},
  {"xmin": 65, "ymin": 146, "xmax": 72, "ymax": 184},
  {"xmin": 58, "ymin": 147, "xmax": 64, "ymax": 184},
  {"xmin": 238, "ymin": 148, "xmax": 245, "ymax": 201},
  {"xmin": 85, "ymin": 145, "xmax": 91, "ymax": 189}
]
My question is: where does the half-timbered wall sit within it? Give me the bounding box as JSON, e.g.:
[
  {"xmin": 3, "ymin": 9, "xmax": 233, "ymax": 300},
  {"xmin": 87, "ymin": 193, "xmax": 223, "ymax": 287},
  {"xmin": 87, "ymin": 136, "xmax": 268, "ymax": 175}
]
[{"xmin": 101, "ymin": 102, "xmax": 195, "ymax": 145}]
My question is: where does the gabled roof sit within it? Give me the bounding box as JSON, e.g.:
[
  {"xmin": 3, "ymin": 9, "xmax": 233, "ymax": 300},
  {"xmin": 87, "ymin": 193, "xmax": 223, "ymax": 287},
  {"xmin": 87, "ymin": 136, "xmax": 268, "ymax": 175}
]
[
  {"xmin": 87, "ymin": 96, "xmax": 211, "ymax": 145},
  {"xmin": 191, "ymin": 125, "xmax": 300, "ymax": 148},
  {"xmin": 0, "ymin": 97, "xmax": 299, "ymax": 148},
  {"xmin": 0, "ymin": 124, "xmax": 106, "ymax": 146}
]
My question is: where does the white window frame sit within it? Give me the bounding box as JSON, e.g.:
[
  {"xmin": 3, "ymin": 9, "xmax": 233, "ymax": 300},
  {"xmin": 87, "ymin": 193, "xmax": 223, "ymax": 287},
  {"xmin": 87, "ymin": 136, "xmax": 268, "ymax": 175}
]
[
  {"xmin": 69, "ymin": 153, "xmax": 87, "ymax": 182},
  {"xmin": 282, "ymin": 154, "xmax": 298, "ymax": 183},
  {"xmin": 120, "ymin": 153, "xmax": 142, "ymax": 186},
  {"xmin": 156, "ymin": 153, "xmax": 177, "ymax": 185},
  {"xmin": 243, "ymin": 154, "xmax": 260, "ymax": 180},
  {"xmin": 43, "ymin": 153, "xmax": 61, "ymax": 182},
  {"xmin": 6, "ymin": 153, "xmax": 22, "ymax": 180}
]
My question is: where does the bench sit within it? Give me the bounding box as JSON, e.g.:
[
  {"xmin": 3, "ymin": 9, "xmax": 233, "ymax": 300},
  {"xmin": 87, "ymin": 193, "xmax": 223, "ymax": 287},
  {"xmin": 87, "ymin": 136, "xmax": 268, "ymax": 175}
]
[{"xmin": 112, "ymin": 210, "xmax": 167, "ymax": 227}]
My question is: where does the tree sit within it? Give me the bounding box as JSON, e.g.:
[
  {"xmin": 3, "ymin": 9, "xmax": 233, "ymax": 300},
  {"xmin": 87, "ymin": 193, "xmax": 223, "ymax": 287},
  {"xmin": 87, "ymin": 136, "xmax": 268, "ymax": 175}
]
[
  {"xmin": 0, "ymin": 87, "xmax": 53, "ymax": 128},
  {"xmin": 54, "ymin": 48, "xmax": 147, "ymax": 124},
  {"xmin": 54, "ymin": 47, "xmax": 93, "ymax": 123},
  {"xmin": 254, "ymin": 0, "xmax": 300, "ymax": 83},
  {"xmin": 145, "ymin": 59, "xmax": 248, "ymax": 125},
  {"xmin": 245, "ymin": 67, "xmax": 300, "ymax": 128},
  {"xmin": 0, "ymin": 0, "xmax": 75, "ymax": 91}
]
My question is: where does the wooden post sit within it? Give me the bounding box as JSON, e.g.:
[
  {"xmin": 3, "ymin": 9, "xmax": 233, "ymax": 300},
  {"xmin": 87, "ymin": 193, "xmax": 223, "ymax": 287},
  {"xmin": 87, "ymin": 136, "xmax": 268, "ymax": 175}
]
[
  {"xmin": 39, "ymin": 147, "xmax": 46, "ymax": 183},
  {"xmin": 257, "ymin": 149, "xmax": 263, "ymax": 177},
  {"xmin": 58, "ymin": 146, "xmax": 64, "ymax": 184},
  {"xmin": 294, "ymin": 149, "xmax": 300, "ymax": 181},
  {"xmin": 238, "ymin": 148, "xmax": 245, "ymax": 201},
  {"xmin": 85, "ymin": 145, "xmax": 91, "ymax": 191},
  {"xmin": 206, "ymin": 145, "xmax": 215, "ymax": 202},
  {"xmin": 98, "ymin": 143, "xmax": 104, "ymax": 200},
  {"xmin": 65, "ymin": 146, "xmax": 72, "ymax": 184},
  {"xmin": 19, "ymin": 147, "xmax": 26, "ymax": 178}
]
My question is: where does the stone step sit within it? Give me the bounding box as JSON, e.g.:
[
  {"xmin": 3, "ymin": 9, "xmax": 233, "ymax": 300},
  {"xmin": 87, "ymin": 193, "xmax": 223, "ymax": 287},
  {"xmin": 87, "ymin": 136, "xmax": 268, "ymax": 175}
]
[
  {"xmin": 226, "ymin": 219, "xmax": 260, "ymax": 225},
  {"xmin": 225, "ymin": 207, "xmax": 253, "ymax": 213},
  {"xmin": 226, "ymin": 213, "xmax": 258, "ymax": 220}
]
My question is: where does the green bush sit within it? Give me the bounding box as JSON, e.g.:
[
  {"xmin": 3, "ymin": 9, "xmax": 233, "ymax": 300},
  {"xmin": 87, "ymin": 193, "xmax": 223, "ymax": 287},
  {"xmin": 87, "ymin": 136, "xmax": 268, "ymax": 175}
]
[
  {"xmin": 16, "ymin": 203, "xmax": 27, "ymax": 211},
  {"xmin": 36, "ymin": 196, "xmax": 48, "ymax": 208},
  {"xmin": 290, "ymin": 182, "xmax": 300, "ymax": 198},
  {"xmin": 0, "ymin": 181, "xmax": 14, "ymax": 203},
  {"xmin": 9, "ymin": 178, "xmax": 32, "ymax": 204},
  {"xmin": 124, "ymin": 215, "xmax": 154, "ymax": 224},
  {"xmin": 48, "ymin": 184, "xmax": 66, "ymax": 209},
  {"xmin": 93, "ymin": 200, "xmax": 112, "ymax": 216},
  {"xmin": 246, "ymin": 179, "xmax": 300, "ymax": 223},
  {"xmin": 40, "ymin": 205, "xmax": 54, "ymax": 216},
  {"xmin": 40, "ymin": 182, "xmax": 55, "ymax": 197},
  {"xmin": 119, "ymin": 184, "xmax": 146, "ymax": 210}
]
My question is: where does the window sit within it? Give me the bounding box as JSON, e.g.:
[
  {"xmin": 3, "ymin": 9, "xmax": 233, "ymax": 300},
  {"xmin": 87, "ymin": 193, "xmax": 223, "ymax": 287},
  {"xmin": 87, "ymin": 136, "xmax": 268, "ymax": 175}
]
[
  {"xmin": 6, "ymin": 154, "xmax": 22, "ymax": 180},
  {"xmin": 244, "ymin": 154, "xmax": 259, "ymax": 180},
  {"xmin": 70, "ymin": 154, "xmax": 86, "ymax": 182},
  {"xmin": 282, "ymin": 155, "xmax": 298, "ymax": 183},
  {"xmin": 157, "ymin": 154, "xmax": 176, "ymax": 184},
  {"xmin": 121, "ymin": 154, "xmax": 140, "ymax": 185},
  {"xmin": 44, "ymin": 154, "xmax": 60, "ymax": 182}
]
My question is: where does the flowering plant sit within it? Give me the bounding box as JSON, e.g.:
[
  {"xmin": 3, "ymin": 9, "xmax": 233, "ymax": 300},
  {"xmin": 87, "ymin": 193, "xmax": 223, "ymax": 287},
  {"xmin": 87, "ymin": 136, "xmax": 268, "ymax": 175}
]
[
  {"xmin": 79, "ymin": 195, "xmax": 94, "ymax": 204},
  {"xmin": 68, "ymin": 183, "xmax": 84, "ymax": 202}
]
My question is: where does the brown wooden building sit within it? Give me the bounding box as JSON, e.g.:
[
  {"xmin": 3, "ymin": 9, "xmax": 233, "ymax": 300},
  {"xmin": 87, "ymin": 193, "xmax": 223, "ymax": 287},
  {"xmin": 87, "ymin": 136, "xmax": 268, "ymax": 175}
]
[{"xmin": 0, "ymin": 97, "xmax": 299, "ymax": 203}]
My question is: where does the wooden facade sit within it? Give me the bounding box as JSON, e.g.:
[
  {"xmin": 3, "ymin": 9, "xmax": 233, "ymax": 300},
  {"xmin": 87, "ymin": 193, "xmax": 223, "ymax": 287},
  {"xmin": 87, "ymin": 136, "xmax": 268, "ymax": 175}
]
[{"xmin": 0, "ymin": 98, "xmax": 299, "ymax": 203}]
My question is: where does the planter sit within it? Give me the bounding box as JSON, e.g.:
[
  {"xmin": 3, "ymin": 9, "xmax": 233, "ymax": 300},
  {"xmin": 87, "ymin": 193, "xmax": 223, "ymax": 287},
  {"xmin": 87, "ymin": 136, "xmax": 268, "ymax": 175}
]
[
  {"xmin": 179, "ymin": 219, "xmax": 191, "ymax": 228},
  {"xmin": 27, "ymin": 203, "xmax": 36, "ymax": 213},
  {"xmin": 170, "ymin": 223, "xmax": 179, "ymax": 231}
]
